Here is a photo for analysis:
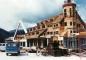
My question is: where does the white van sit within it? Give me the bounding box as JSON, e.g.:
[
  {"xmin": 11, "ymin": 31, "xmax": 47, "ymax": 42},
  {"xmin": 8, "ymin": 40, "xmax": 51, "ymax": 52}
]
[{"xmin": 0, "ymin": 43, "xmax": 6, "ymax": 52}]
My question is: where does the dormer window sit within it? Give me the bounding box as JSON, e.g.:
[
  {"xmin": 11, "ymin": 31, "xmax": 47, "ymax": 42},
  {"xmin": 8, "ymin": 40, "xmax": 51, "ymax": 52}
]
[
  {"xmin": 50, "ymin": 19, "xmax": 53, "ymax": 22},
  {"xmin": 32, "ymin": 32, "xmax": 35, "ymax": 35},
  {"xmin": 42, "ymin": 24, "xmax": 45, "ymax": 28},
  {"xmin": 48, "ymin": 25, "xmax": 52, "ymax": 27},
  {"xmin": 41, "ymin": 22, "xmax": 43, "ymax": 24},
  {"xmin": 30, "ymin": 28, "xmax": 32, "ymax": 31},
  {"xmin": 67, "ymin": 0, "xmax": 71, "ymax": 3},
  {"xmin": 45, "ymin": 20, "xmax": 48, "ymax": 23},
  {"xmin": 33, "ymin": 27, "xmax": 35, "ymax": 30},
  {"xmin": 36, "ymin": 31, "xmax": 39, "ymax": 34},
  {"xmin": 37, "ymin": 26, "xmax": 40, "ymax": 29}
]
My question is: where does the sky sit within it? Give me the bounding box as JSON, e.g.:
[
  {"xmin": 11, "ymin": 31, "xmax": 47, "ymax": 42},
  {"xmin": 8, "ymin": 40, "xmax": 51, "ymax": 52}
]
[{"xmin": 0, "ymin": 0, "xmax": 85, "ymax": 31}]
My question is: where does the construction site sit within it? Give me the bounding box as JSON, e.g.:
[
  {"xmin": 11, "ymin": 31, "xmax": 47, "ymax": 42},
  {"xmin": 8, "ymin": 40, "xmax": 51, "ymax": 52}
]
[{"xmin": 0, "ymin": 0, "xmax": 86, "ymax": 57}]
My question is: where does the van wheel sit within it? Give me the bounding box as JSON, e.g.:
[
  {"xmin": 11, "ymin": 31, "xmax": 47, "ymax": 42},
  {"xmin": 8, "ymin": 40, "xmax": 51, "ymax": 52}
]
[
  {"xmin": 15, "ymin": 53, "xmax": 18, "ymax": 56},
  {"xmin": 6, "ymin": 53, "xmax": 9, "ymax": 56}
]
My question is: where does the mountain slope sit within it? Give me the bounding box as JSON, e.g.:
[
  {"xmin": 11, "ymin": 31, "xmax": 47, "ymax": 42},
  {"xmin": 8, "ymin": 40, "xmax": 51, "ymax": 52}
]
[
  {"xmin": 9, "ymin": 29, "xmax": 25, "ymax": 36},
  {"xmin": 0, "ymin": 28, "xmax": 26, "ymax": 43},
  {"xmin": 0, "ymin": 28, "xmax": 10, "ymax": 43}
]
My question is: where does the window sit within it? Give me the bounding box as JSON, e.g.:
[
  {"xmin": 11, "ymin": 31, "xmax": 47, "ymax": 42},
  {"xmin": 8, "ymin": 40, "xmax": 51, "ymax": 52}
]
[
  {"xmin": 13, "ymin": 44, "xmax": 16, "ymax": 47},
  {"xmin": 56, "ymin": 31, "xmax": 58, "ymax": 34},
  {"xmin": 67, "ymin": 0, "xmax": 71, "ymax": 3},
  {"xmin": 70, "ymin": 22, "xmax": 72, "ymax": 26},
  {"xmin": 50, "ymin": 32, "xmax": 53, "ymax": 35},
  {"xmin": 33, "ymin": 27, "xmax": 35, "ymax": 30},
  {"xmin": 8, "ymin": 44, "xmax": 10, "ymax": 46},
  {"xmin": 28, "ymin": 33, "xmax": 30, "ymax": 35},
  {"xmin": 42, "ymin": 25, "xmax": 45, "ymax": 28},
  {"xmin": 78, "ymin": 24, "xmax": 80, "ymax": 27},
  {"xmin": 36, "ymin": 31, "xmax": 39, "ymax": 34},
  {"xmin": 23, "ymin": 42, "xmax": 25, "ymax": 47},
  {"xmin": 73, "ymin": 31, "xmax": 76, "ymax": 33},
  {"xmin": 64, "ymin": 22, "xmax": 67, "ymax": 26},
  {"xmin": 32, "ymin": 32, "xmax": 35, "ymax": 35},
  {"xmin": 73, "ymin": 6, "xmax": 75, "ymax": 17},
  {"xmin": 75, "ymin": 11, "xmax": 77, "ymax": 18},
  {"xmin": 54, "ymin": 25, "xmax": 56, "ymax": 27},
  {"xmin": 73, "ymin": 22, "xmax": 75, "ymax": 26},
  {"xmin": 3, "ymin": 44, "xmax": 5, "ymax": 46},
  {"xmin": 48, "ymin": 25, "xmax": 49, "ymax": 27},
  {"xmin": 70, "ymin": 8, "xmax": 72, "ymax": 17},
  {"xmin": 47, "ymin": 32, "xmax": 49, "ymax": 34},
  {"xmin": 20, "ymin": 42, "xmax": 22, "ymax": 46},
  {"xmin": 54, "ymin": 31, "xmax": 58, "ymax": 34},
  {"xmin": 41, "ymin": 22, "xmax": 43, "ymax": 24},
  {"xmin": 0, "ymin": 44, "xmax": 1, "ymax": 46},
  {"xmin": 37, "ymin": 26, "xmax": 40, "ymax": 29},
  {"xmin": 30, "ymin": 28, "xmax": 32, "ymax": 31},
  {"xmin": 45, "ymin": 20, "xmax": 48, "ymax": 23},
  {"xmin": 60, "ymin": 41, "xmax": 63, "ymax": 46},
  {"xmin": 70, "ymin": 31, "xmax": 72, "ymax": 33},
  {"xmin": 48, "ymin": 25, "xmax": 52, "ymax": 27},
  {"xmin": 64, "ymin": 9, "xmax": 67, "ymax": 17}
]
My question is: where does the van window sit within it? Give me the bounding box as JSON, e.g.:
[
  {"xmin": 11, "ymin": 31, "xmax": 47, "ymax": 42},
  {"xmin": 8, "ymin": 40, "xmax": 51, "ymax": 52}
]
[
  {"xmin": 7, "ymin": 44, "xmax": 10, "ymax": 46},
  {"xmin": 13, "ymin": 44, "xmax": 16, "ymax": 47},
  {"xmin": 0, "ymin": 44, "xmax": 1, "ymax": 46}
]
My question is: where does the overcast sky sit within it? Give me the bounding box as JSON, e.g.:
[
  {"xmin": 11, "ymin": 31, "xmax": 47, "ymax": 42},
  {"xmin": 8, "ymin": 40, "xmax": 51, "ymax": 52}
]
[{"xmin": 0, "ymin": 0, "xmax": 85, "ymax": 31}]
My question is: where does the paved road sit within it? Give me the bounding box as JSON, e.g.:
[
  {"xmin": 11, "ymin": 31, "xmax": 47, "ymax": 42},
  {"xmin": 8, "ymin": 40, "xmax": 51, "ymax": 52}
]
[{"xmin": 0, "ymin": 52, "xmax": 85, "ymax": 60}]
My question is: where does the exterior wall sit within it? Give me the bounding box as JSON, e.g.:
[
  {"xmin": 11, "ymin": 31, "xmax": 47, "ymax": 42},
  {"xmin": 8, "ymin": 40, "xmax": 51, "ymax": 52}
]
[
  {"xmin": 77, "ymin": 36, "xmax": 86, "ymax": 49},
  {"xmin": 64, "ymin": 17, "xmax": 74, "ymax": 37},
  {"xmin": 63, "ymin": 2, "xmax": 85, "ymax": 37},
  {"xmin": 27, "ymin": 18, "xmax": 61, "ymax": 39}
]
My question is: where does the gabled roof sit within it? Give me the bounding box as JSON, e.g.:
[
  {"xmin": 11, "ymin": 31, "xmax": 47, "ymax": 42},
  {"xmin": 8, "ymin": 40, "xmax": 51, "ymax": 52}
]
[{"xmin": 76, "ymin": 11, "xmax": 86, "ymax": 29}]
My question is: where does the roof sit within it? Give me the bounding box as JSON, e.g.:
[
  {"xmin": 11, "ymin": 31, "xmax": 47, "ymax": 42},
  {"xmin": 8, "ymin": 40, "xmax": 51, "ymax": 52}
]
[
  {"xmin": 78, "ymin": 32, "xmax": 86, "ymax": 36},
  {"xmin": 77, "ymin": 32, "xmax": 86, "ymax": 38},
  {"xmin": 27, "ymin": 13, "xmax": 64, "ymax": 32},
  {"xmin": 76, "ymin": 11, "xmax": 86, "ymax": 29}
]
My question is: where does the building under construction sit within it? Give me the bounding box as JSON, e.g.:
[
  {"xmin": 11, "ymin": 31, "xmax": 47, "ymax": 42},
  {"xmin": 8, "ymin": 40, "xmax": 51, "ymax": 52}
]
[{"xmin": 14, "ymin": 0, "xmax": 86, "ymax": 52}]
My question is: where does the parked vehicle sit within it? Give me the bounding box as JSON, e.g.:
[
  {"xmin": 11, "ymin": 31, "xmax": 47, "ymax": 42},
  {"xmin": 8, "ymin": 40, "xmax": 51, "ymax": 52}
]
[
  {"xmin": 47, "ymin": 41, "xmax": 69, "ymax": 56},
  {"xmin": 6, "ymin": 40, "xmax": 20, "ymax": 56},
  {"xmin": 0, "ymin": 43, "xmax": 6, "ymax": 52},
  {"xmin": 5, "ymin": 20, "xmax": 27, "ymax": 56}
]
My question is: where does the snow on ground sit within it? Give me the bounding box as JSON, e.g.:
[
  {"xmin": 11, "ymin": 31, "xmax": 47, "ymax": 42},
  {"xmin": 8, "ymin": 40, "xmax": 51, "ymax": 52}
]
[{"xmin": 0, "ymin": 52, "xmax": 86, "ymax": 60}]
